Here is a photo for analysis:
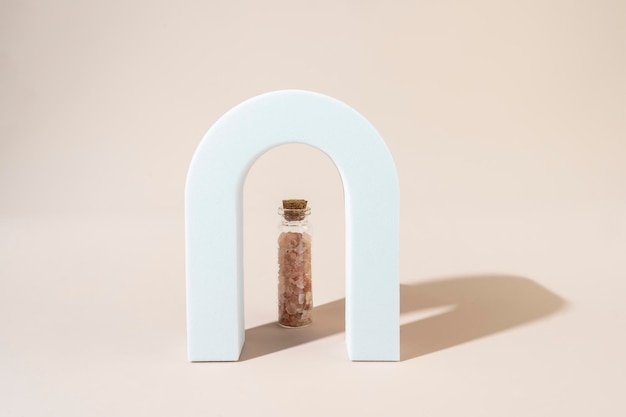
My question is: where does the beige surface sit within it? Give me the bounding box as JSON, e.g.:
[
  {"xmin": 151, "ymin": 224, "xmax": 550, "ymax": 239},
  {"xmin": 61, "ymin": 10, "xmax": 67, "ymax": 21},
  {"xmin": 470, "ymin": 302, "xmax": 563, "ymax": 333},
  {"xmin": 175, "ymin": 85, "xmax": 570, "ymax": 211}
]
[{"xmin": 1, "ymin": 1, "xmax": 625, "ymax": 416}]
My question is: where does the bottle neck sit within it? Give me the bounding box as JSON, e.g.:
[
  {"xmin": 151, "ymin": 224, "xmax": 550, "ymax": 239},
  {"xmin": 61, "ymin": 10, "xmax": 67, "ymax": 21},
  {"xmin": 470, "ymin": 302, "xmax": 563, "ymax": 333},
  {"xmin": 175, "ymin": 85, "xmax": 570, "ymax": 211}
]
[
  {"xmin": 278, "ymin": 207, "xmax": 311, "ymax": 222},
  {"xmin": 281, "ymin": 217, "xmax": 309, "ymax": 227},
  {"xmin": 278, "ymin": 206, "xmax": 311, "ymax": 230}
]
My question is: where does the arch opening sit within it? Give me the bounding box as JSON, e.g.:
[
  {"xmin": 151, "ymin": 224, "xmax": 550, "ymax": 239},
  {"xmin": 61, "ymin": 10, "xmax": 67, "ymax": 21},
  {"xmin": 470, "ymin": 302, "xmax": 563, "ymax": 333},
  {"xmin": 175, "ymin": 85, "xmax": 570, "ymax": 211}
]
[{"xmin": 242, "ymin": 143, "xmax": 346, "ymax": 328}]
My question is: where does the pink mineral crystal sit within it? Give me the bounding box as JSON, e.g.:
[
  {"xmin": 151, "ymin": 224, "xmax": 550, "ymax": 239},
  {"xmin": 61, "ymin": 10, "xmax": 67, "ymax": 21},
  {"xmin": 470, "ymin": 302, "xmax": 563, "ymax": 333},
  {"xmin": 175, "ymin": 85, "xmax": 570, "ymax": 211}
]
[{"xmin": 278, "ymin": 231, "xmax": 312, "ymax": 327}]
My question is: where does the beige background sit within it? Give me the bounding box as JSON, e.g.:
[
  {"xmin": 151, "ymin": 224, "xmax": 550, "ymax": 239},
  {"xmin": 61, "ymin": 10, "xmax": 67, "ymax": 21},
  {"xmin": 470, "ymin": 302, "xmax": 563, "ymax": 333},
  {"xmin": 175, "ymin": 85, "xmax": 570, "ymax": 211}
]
[{"xmin": 1, "ymin": 1, "xmax": 625, "ymax": 416}]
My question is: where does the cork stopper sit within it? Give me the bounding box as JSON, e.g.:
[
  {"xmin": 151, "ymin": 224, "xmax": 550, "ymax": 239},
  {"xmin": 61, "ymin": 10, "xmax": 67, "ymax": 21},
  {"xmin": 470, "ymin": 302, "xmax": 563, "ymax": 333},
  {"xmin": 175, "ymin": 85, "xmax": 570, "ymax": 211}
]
[
  {"xmin": 283, "ymin": 199, "xmax": 307, "ymax": 210},
  {"xmin": 281, "ymin": 199, "xmax": 309, "ymax": 221}
]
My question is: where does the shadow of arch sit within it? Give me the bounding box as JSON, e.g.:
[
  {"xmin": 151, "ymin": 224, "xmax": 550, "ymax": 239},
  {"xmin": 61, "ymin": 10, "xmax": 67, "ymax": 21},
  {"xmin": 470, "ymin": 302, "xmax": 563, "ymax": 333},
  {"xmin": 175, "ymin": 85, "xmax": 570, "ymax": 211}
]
[
  {"xmin": 399, "ymin": 275, "xmax": 567, "ymax": 360},
  {"xmin": 239, "ymin": 274, "xmax": 567, "ymax": 361}
]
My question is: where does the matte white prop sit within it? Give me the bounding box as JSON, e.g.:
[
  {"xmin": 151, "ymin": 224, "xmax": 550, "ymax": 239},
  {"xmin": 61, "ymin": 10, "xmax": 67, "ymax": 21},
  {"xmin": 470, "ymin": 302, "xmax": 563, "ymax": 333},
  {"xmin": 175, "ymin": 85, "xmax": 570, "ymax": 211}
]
[{"xmin": 186, "ymin": 90, "xmax": 399, "ymax": 361}]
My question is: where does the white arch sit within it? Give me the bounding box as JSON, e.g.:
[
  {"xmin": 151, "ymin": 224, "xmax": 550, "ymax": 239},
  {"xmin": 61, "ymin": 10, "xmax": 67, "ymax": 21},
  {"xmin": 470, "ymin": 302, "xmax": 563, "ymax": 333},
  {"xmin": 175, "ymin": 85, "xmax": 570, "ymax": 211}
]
[{"xmin": 186, "ymin": 90, "xmax": 399, "ymax": 361}]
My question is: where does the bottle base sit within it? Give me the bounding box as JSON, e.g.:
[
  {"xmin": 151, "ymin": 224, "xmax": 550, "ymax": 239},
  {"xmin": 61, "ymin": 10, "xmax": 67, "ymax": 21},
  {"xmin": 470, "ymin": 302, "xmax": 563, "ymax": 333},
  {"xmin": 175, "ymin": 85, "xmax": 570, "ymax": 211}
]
[{"xmin": 277, "ymin": 321, "xmax": 312, "ymax": 329}]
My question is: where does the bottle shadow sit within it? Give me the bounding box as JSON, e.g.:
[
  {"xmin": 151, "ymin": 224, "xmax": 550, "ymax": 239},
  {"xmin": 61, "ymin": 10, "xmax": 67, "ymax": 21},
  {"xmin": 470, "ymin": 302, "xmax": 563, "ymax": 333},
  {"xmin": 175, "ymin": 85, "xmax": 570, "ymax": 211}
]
[{"xmin": 239, "ymin": 274, "xmax": 567, "ymax": 361}]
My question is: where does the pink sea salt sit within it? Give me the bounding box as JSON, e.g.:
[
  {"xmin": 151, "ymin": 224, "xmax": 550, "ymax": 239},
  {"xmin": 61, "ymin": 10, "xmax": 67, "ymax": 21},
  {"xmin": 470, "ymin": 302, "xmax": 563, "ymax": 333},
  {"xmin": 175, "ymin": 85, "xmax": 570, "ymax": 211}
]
[{"xmin": 278, "ymin": 231, "xmax": 312, "ymax": 327}]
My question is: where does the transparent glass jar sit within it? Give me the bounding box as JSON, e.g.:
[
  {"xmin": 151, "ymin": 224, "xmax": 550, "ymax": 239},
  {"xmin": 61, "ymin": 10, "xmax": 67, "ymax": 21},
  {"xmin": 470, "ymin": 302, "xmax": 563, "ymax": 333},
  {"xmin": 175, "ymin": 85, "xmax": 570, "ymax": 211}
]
[{"xmin": 277, "ymin": 201, "xmax": 313, "ymax": 328}]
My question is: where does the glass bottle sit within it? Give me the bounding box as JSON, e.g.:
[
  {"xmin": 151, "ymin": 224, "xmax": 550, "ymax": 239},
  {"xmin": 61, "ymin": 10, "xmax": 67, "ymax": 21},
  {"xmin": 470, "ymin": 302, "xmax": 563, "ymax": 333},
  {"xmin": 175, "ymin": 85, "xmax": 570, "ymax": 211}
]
[{"xmin": 277, "ymin": 199, "xmax": 313, "ymax": 328}]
